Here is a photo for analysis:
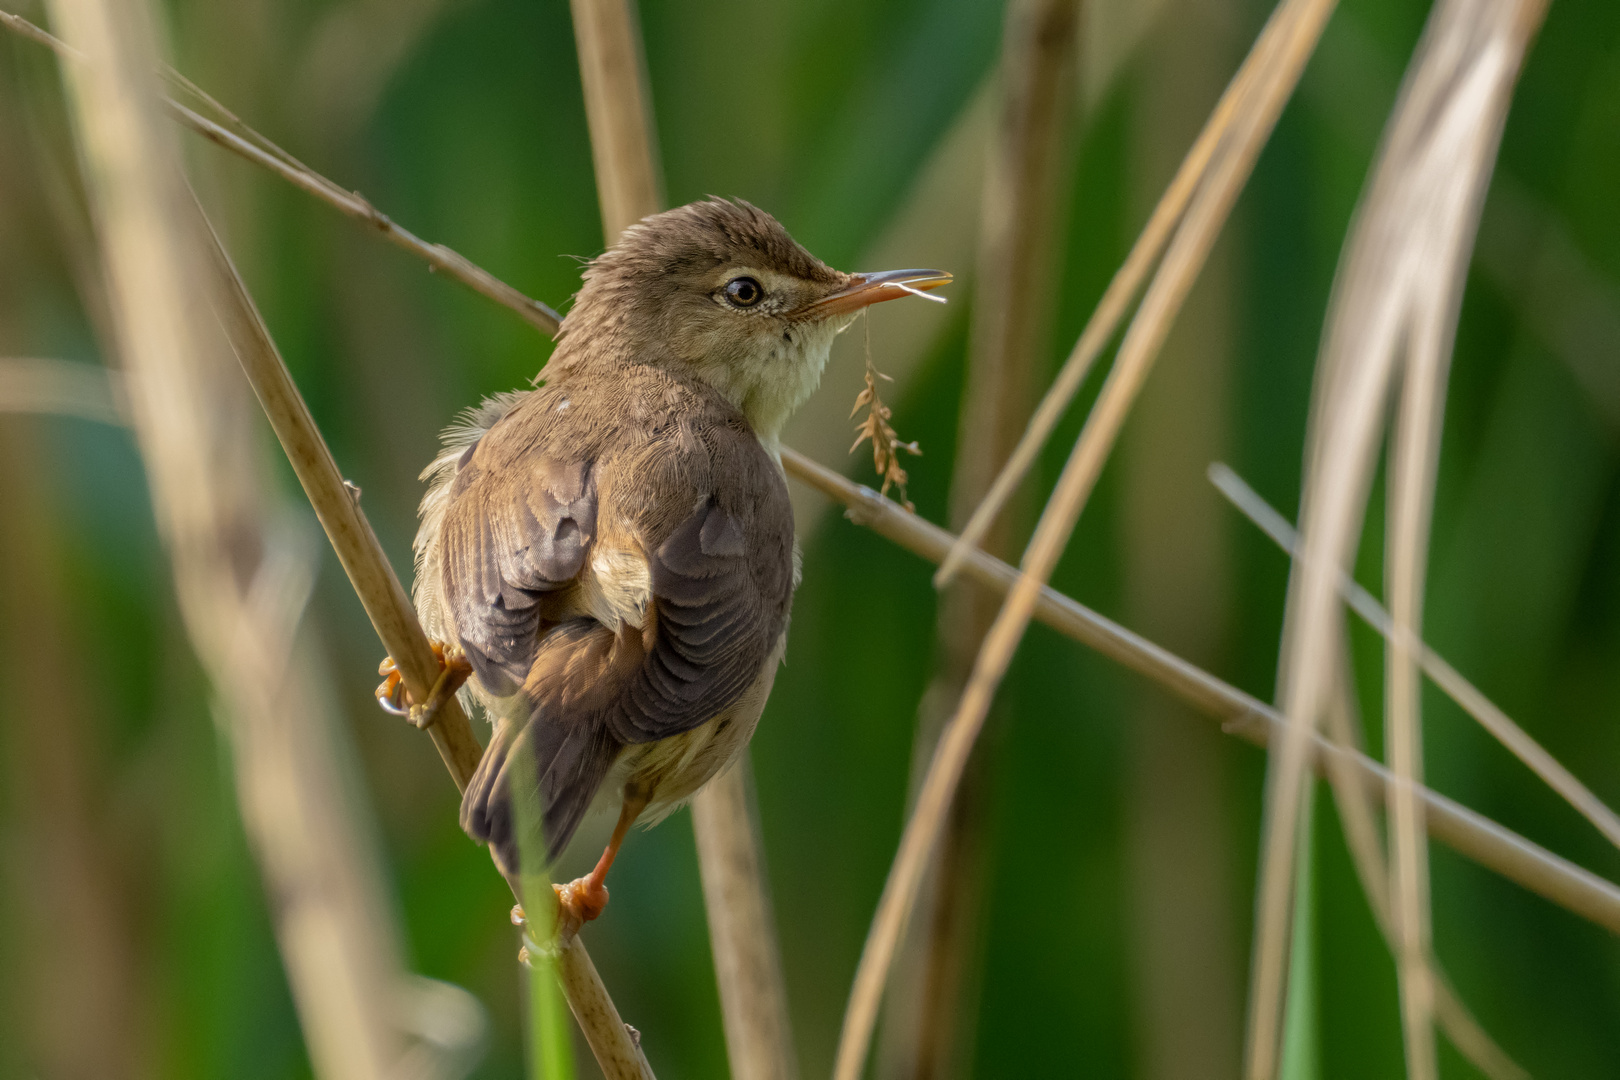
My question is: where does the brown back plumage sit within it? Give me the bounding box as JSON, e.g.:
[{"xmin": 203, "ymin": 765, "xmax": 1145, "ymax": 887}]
[{"xmin": 415, "ymin": 199, "xmax": 946, "ymax": 873}]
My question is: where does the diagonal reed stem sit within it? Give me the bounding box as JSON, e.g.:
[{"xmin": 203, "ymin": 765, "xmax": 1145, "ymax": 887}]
[
  {"xmin": 935, "ymin": 0, "xmax": 1330, "ymax": 586},
  {"xmin": 782, "ymin": 449, "xmax": 1620, "ymax": 934},
  {"xmin": 10, "ymin": 20, "xmax": 1610, "ymax": 1072},
  {"xmin": 0, "ymin": 10, "xmax": 649, "ymax": 1078},
  {"xmin": 1211, "ymin": 464, "xmax": 1620, "ymax": 853},
  {"xmin": 568, "ymin": 3, "xmax": 795, "ymax": 1078},
  {"xmin": 1247, "ymin": 0, "xmax": 1550, "ymax": 1074},
  {"xmin": 832, "ymin": 1, "xmax": 1339, "ymax": 1077},
  {"xmin": 203, "ymin": 203, "xmax": 652, "ymax": 1080}
]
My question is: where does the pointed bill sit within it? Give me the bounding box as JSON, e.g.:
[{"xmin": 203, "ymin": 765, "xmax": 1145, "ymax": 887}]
[{"xmin": 802, "ymin": 268, "xmax": 953, "ymax": 319}]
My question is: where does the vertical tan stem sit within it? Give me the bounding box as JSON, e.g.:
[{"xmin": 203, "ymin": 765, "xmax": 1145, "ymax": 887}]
[
  {"xmin": 691, "ymin": 760, "xmax": 799, "ymax": 1080},
  {"xmin": 43, "ymin": 0, "xmax": 406, "ymax": 1074},
  {"xmin": 881, "ymin": 3, "xmax": 1079, "ymax": 1078},
  {"xmin": 1247, "ymin": 1, "xmax": 1549, "ymax": 1075},
  {"xmin": 1384, "ymin": 281, "xmax": 1455, "ymax": 1080},
  {"xmin": 1120, "ymin": 1, "xmax": 1242, "ymax": 1074},
  {"xmin": 570, "ymin": 0, "xmax": 664, "ymax": 241},
  {"xmin": 569, "ymin": 6, "xmax": 795, "ymax": 1078}
]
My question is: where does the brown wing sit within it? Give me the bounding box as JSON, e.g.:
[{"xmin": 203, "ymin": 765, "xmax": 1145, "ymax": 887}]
[
  {"xmin": 601, "ymin": 491, "xmax": 788, "ymax": 744},
  {"xmin": 445, "ymin": 375, "xmax": 795, "ymax": 867},
  {"xmin": 438, "ymin": 454, "xmax": 597, "ymax": 696}
]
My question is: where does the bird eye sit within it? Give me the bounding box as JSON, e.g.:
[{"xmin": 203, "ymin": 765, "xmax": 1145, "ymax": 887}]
[{"xmin": 724, "ymin": 276, "xmax": 764, "ymax": 308}]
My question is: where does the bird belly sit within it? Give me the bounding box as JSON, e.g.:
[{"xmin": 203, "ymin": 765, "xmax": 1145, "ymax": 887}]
[{"xmin": 617, "ymin": 628, "xmax": 788, "ymax": 825}]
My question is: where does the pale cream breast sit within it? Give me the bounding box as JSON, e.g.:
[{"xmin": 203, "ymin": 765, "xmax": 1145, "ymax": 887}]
[{"xmin": 616, "ymin": 629, "xmax": 788, "ymax": 826}]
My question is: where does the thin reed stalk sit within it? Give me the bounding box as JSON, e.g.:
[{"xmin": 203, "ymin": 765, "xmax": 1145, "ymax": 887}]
[
  {"xmin": 570, "ymin": 0, "xmax": 663, "ymax": 242},
  {"xmin": 1246, "ymin": 1, "xmax": 1550, "ymax": 1076},
  {"xmin": 42, "ymin": 0, "xmax": 408, "ymax": 1074},
  {"xmin": 567, "ymin": 4, "xmax": 796, "ymax": 1077},
  {"xmin": 9, "ymin": 11, "xmax": 649, "ymax": 1074},
  {"xmin": 0, "ymin": 9, "xmax": 563, "ymax": 334},
  {"xmin": 690, "ymin": 760, "xmax": 798, "ymax": 1080},
  {"xmin": 832, "ymin": 1, "xmax": 1338, "ymax": 1076},
  {"xmin": 1386, "ymin": 227, "xmax": 1468, "ymax": 1080},
  {"xmin": 203, "ymin": 216, "xmax": 652, "ymax": 1080},
  {"xmin": 1210, "ymin": 463, "xmax": 1620, "ymax": 852},
  {"xmin": 935, "ymin": 0, "xmax": 1330, "ymax": 586},
  {"xmin": 780, "ymin": 448, "xmax": 1620, "ymax": 934},
  {"xmin": 881, "ymin": 3, "xmax": 1079, "ymax": 1076},
  {"xmin": 13, "ymin": 12, "xmax": 1608, "ymax": 1044},
  {"xmin": 1321, "ymin": 639, "xmax": 1526, "ymax": 1080}
]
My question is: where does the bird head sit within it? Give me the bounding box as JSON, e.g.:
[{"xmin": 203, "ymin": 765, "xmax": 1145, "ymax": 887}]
[{"xmin": 550, "ymin": 198, "xmax": 951, "ymax": 442}]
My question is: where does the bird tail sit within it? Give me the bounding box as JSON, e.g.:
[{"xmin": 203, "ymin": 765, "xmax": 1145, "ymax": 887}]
[{"xmin": 460, "ymin": 708, "xmax": 621, "ymax": 876}]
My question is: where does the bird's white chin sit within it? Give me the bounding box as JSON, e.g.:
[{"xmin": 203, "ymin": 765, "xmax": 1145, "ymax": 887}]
[{"xmin": 722, "ymin": 318, "xmax": 841, "ymax": 443}]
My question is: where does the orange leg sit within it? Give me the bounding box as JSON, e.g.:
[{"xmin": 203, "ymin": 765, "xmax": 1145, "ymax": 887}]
[{"xmin": 553, "ymin": 784, "xmax": 652, "ymax": 932}]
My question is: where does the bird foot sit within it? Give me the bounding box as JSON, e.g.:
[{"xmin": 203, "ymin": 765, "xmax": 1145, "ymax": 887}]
[
  {"xmin": 553, "ymin": 876, "xmax": 610, "ymax": 935},
  {"xmin": 375, "ymin": 641, "xmax": 472, "ymax": 729}
]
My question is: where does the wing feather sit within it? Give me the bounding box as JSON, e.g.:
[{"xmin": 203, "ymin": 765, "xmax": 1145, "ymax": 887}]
[{"xmin": 438, "ymin": 372, "xmax": 795, "ymax": 863}]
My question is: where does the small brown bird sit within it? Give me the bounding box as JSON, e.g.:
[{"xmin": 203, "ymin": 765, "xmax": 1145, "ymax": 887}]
[{"xmin": 404, "ymin": 199, "xmax": 948, "ymax": 926}]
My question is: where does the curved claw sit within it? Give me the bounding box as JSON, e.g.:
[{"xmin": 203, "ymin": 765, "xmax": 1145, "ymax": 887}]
[
  {"xmin": 373, "ymin": 644, "xmax": 472, "ymax": 727},
  {"xmin": 375, "ymin": 664, "xmax": 410, "ymax": 716}
]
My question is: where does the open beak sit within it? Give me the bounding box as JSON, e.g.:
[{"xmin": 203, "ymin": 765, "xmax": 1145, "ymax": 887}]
[{"xmin": 801, "ymin": 268, "xmax": 954, "ymax": 319}]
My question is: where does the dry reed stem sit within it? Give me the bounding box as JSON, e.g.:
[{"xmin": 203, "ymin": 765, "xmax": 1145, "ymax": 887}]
[
  {"xmin": 553, "ymin": 935, "xmax": 653, "ymax": 1079},
  {"xmin": 1210, "ymin": 463, "xmax": 1620, "ymax": 853},
  {"xmin": 781, "ymin": 448, "xmax": 1620, "ymax": 933},
  {"xmin": 5, "ymin": 12, "xmax": 645, "ymax": 1072},
  {"xmin": 690, "ymin": 762, "xmax": 799, "ymax": 1080},
  {"xmin": 16, "ymin": 17, "xmax": 1602, "ymax": 1069},
  {"xmin": 0, "ymin": 10, "xmax": 564, "ymax": 334},
  {"xmin": 1333, "ymin": 690, "xmax": 1523, "ymax": 1080},
  {"xmin": 202, "ymin": 216, "xmax": 651, "ymax": 1080},
  {"xmin": 882, "ymin": 1, "xmax": 1079, "ymax": 1074},
  {"xmin": 1247, "ymin": 1, "xmax": 1550, "ymax": 1075},
  {"xmin": 0, "ymin": 356, "xmax": 126, "ymax": 423},
  {"xmin": 831, "ymin": 2, "xmax": 1337, "ymax": 1077},
  {"xmin": 568, "ymin": 5, "xmax": 795, "ymax": 1078},
  {"xmin": 935, "ymin": 0, "xmax": 1324, "ymax": 586},
  {"xmin": 569, "ymin": 0, "xmax": 663, "ymax": 242},
  {"xmin": 1319, "ymin": 641, "xmax": 1526, "ymax": 1080},
  {"xmin": 1385, "ymin": 131, "xmax": 1469, "ymax": 1080},
  {"xmin": 42, "ymin": 0, "xmax": 409, "ymax": 1073}
]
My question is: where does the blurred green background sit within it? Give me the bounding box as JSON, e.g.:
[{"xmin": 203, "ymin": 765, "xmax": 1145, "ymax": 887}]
[{"xmin": 3, "ymin": 0, "xmax": 1619, "ymax": 1077}]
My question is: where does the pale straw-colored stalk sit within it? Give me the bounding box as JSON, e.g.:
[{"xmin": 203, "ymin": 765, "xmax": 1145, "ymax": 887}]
[
  {"xmin": 882, "ymin": 2, "xmax": 1079, "ymax": 1075},
  {"xmin": 0, "ymin": 356, "xmax": 127, "ymax": 423},
  {"xmin": 1245, "ymin": 0, "xmax": 1550, "ymax": 1075},
  {"xmin": 568, "ymin": 3, "xmax": 796, "ymax": 1077},
  {"xmin": 7, "ymin": 9, "xmax": 650, "ymax": 1076},
  {"xmin": 831, "ymin": 1, "xmax": 1338, "ymax": 1076},
  {"xmin": 1211, "ymin": 463, "xmax": 1620, "ymax": 854},
  {"xmin": 1319, "ymin": 640, "xmax": 1526, "ymax": 1080},
  {"xmin": 781, "ymin": 448, "xmax": 1620, "ymax": 933},
  {"xmin": 42, "ymin": 0, "xmax": 414, "ymax": 1074},
  {"xmin": 934, "ymin": 0, "xmax": 1331, "ymax": 587},
  {"xmin": 570, "ymin": 0, "xmax": 663, "ymax": 243},
  {"xmin": 13, "ymin": 14, "xmax": 1612, "ymax": 1059}
]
